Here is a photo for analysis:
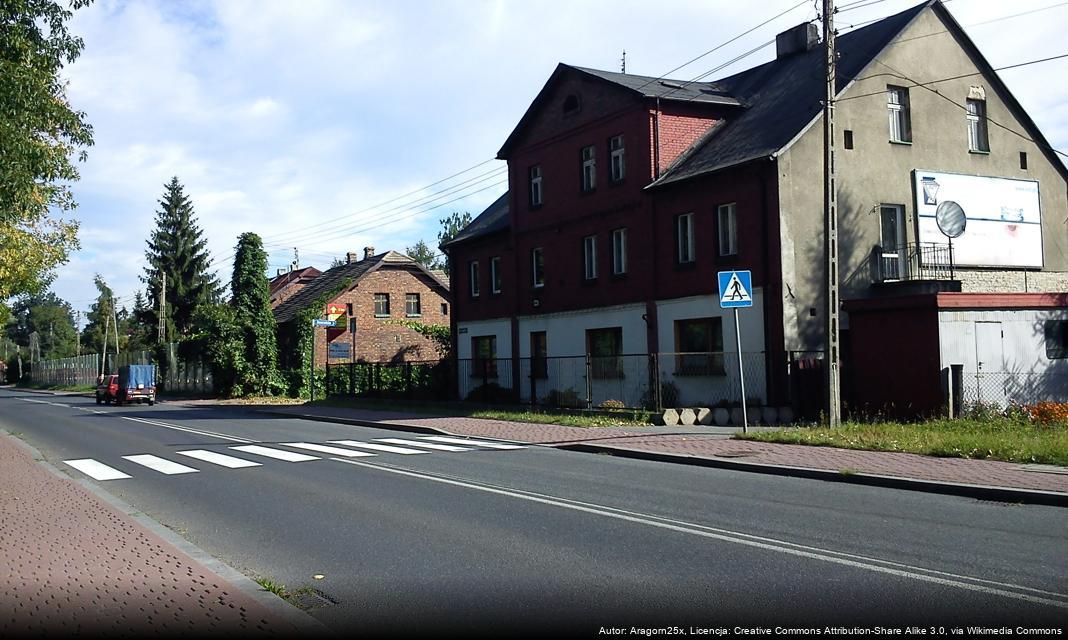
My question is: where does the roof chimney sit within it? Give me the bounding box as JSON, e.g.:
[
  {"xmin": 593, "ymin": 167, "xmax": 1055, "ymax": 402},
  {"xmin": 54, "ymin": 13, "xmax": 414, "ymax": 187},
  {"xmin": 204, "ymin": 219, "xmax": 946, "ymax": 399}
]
[
  {"xmin": 775, "ymin": 22, "xmax": 819, "ymax": 58},
  {"xmin": 346, "ymin": 251, "xmax": 359, "ymax": 264},
  {"xmin": 363, "ymin": 246, "xmax": 375, "ymax": 260}
]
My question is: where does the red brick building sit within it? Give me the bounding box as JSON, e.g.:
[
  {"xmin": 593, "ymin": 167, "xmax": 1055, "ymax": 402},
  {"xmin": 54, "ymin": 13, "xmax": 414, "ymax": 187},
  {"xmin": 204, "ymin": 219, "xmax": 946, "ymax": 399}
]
[
  {"xmin": 273, "ymin": 248, "xmax": 450, "ymax": 369},
  {"xmin": 268, "ymin": 266, "xmax": 322, "ymax": 309},
  {"xmin": 444, "ymin": 1, "xmax": 1068, "ymax": 415}
]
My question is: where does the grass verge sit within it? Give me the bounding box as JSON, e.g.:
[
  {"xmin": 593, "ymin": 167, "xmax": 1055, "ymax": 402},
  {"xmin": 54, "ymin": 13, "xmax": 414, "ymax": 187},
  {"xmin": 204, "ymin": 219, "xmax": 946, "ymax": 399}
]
[{"xmin": 737, "ymin": 418, "xmax": 1068, "ymax": 466}]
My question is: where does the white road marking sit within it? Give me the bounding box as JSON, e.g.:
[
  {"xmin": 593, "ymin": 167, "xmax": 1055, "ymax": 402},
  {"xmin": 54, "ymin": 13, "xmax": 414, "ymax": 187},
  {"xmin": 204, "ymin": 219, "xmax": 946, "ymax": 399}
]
[
  {"xmin": 64, "ymin": 459, "xmax": 131, "ymax": 481},
  {"xmin": 280, "ymin": 442, "xmax": 376, "ymax": 458},
  {"xmin": 176, "ymin": 450, "xmax": 261, "ymax": 468},
  {"xmin": 375, "ymin": 438, "xmax": 470, "ymax": 452},
  {"xmin": 122, "ymin": 416, "xmax": 254, "ymax": 443},
  {"xmin": 122, "ymin": 454, "xmax": 199, "ymax": 475},
  {"xmin": 230, "ymin": 445, "xmax": 320, "ymax": 462},
  {"xmin": 333, "ymin": 459, "xmax": 1068, "ymax": 611},
  {"xmin": 420, "ymin": 436, "xmax": 525, "ymax": 450},
  {"xmin": 327, "ymin": 440, "xmax": 428, "ymax": 455}
]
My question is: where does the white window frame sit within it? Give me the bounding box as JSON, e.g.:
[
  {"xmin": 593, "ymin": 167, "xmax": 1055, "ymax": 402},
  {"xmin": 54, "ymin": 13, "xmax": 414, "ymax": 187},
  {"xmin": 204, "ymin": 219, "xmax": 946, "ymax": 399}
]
[
  {"xmin": 532, "ymin": 247, "xmax": 545, "ymax": 288},
  {"xmin": 469, "ymin": 260, "xmax": 480, "ymax": 298},
  {"xmin": 490, "ymin": 256, "xmax": 501, "ymax": 294},
  {"xmin": 612, "ymin": 228, "xmax": 628, "ymax": 275},
  {"xmin": 717, "ymin": 203, "xmax": 737, "ymax": 256},
  {"xmin": 887, "ymin": 86, "xmax": 912, "ymax": 143},
  {"xmin": 676, "ymin": 213, "xmax": 695, "ymax": 264},
  {"xmin": 609, "ymin": 135, "xmax": 625, "ymax": 182},
  {"xmin": 581, "ymin": 145, "xmax": 596, "ymax": 192},
  {"xmin": 529, "ymin": 165, "xmax": 543, "ymax": 207},
  {"xmin": 583, "ymin": 235, "xmax": 597, "ymax": 280},
  {"xmin": 966, "ymin": 99, "xmax": 989, "ymax": 152},
  {"xmin": 405, "ymin": 293, "xmax": 421, "ymax": 317}
]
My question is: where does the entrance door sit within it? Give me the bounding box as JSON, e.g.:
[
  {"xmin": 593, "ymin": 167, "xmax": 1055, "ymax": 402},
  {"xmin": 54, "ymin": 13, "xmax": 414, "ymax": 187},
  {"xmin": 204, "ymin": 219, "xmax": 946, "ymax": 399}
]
[
  {"xmin": 974, "ymin": 321, "xmax": 1005, "ymax": 406},
  {"xmin": 880, "ymin": 205, "xmax": 906, "ymax": 280}
]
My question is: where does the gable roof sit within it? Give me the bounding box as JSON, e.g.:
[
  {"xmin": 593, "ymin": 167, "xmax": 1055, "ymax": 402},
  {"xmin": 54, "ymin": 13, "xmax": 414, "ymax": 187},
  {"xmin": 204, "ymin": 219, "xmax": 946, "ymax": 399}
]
[
  {"xmin": 652, "ymin": 0, "xmax": 1067, "ymax": 187},
  {"xmin": 497, "ymin": 64, "xmax": 743, "ymax": 158},
  {"xmin": 273, "ymin": 251, "xmax": 448, "ymax": 323},
  {"xmin": 442, "ymin": 191, "xmax": 510, "ymax": 248}
]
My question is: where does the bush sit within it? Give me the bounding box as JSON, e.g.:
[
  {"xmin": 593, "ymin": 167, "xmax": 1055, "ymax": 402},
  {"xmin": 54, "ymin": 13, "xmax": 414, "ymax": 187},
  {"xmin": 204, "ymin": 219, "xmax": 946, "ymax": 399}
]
[
  {"xmin": 1022, "ymin": 402, "xmax": 1068, "ymax": 425},
  {"xmin": 466, "ymin": 382, "xmax": 514, "ymax": 404},
  {"xmin": 599, "ymin": 399, "xmax": 625, "ymax": 410},
  {"xmin": 546, "ymin": 388, "xmax": 583, "ymax": 409}
]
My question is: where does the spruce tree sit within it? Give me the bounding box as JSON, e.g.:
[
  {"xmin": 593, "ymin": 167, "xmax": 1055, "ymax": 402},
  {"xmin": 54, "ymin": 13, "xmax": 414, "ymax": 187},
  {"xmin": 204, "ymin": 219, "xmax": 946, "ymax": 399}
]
[
  {"xmin": 230, "ymin": 232, "xmax": 279, "ymax": 395},
  {"xmin": 142, "ymin": 177, "xmax": 221, "ymax": 340}
]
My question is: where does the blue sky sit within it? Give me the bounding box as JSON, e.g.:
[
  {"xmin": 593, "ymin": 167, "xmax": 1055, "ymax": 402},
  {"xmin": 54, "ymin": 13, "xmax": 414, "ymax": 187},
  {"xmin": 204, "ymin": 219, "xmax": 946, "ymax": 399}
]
[{"xmin": 48, "ymin": 0, "xmax": 1068, "ymax": 320}]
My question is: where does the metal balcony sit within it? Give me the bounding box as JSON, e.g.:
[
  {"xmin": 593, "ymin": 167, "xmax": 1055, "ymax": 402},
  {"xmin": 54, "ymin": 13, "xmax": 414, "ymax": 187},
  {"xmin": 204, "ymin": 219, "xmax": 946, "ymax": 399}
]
[{"xmin": 870, "ymin": 242, "xmax": 956, "ymax": 283}]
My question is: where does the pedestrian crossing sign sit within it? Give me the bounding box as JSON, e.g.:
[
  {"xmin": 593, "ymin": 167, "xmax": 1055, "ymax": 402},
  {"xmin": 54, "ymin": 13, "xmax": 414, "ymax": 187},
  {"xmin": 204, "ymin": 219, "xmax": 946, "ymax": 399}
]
[{"xmin": 718, "ymin": 270, "xmax": 753, "ymax": 308}]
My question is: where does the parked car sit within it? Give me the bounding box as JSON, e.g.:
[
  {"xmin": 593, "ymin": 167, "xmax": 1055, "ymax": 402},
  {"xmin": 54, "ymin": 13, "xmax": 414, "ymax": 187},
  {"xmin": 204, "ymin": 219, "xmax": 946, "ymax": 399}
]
[
  {"xmin": 116, "ymin": 364, "xmax": 156, "ymax": 406},
  {"xmin": 95, "ymin": 374, "xmax": 119, "ymax": 405}
]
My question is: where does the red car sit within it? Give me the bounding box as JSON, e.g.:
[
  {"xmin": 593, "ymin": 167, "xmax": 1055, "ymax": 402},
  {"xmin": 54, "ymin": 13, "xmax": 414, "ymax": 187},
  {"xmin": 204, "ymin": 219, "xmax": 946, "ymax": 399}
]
[{"xmin": 95, "ymin": 374, "xmax": 119, "ymax": 405}]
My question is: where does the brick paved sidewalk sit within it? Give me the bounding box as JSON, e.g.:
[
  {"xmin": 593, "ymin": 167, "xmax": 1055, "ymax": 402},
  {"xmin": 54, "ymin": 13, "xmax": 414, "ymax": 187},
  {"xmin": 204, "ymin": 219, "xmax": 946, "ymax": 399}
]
[
  {"xmin": 267, "ymin": 405, "xmax": 1068, "ymax": 496},
  {"xmin": 0, "ymin": 433, "xmax": 314, "ymax": 637}
]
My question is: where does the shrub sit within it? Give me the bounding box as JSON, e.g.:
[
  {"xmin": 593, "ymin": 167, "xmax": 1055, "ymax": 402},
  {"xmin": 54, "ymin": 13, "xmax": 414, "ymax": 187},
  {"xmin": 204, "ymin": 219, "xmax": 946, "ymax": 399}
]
[
  {"xmin": 466, "ymin": 382, "xmax": 514, "ymax": 404},
  {"xmin": 599, "ymin": 399, "xmax": 625, "ymax": 410},
  {"xmin": 546, "ymin": 388, "xmax": 583, "ymax": 409}
]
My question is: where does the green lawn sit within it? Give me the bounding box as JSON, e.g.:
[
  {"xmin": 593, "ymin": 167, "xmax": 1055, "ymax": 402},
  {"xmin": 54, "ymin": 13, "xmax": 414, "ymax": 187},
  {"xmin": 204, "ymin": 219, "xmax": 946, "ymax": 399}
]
[{"xmin": 737, "ymin": 418, "xmax": 1068, "ymax": 466}]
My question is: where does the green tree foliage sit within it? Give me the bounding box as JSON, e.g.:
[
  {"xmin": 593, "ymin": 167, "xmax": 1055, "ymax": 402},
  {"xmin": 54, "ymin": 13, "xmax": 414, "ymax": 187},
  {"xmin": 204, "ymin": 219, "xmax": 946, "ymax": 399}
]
[
  {"xmin": 405, "ymin": 239, "xmax": 443, "ymax": 270},
  {"xmin": 80, "ymin": 275, "xmax": 118, "ymax": 355},
  {"xmin": 386, "ymin": 319, "xmax": 451, "ymax": 358},
  {"xmin": 125, "ymin": 291, "xmax": 155, "ymax": 352},
  {"xmin": 0, "ymin": 0, "xmax": 93, "ymax": 324},
  {"xmin": 142, "ymin": 177, "xmax": 221, "ymax": 339},
  {"xmin": 436, "ymin": 211, "xmax": 472, "ymax": 272},
  {"xmin": 229, "ymin": 232, "xmax": 280, "ymax": 395},
  {"xmin": 189, "ymin": 303, "xmax": 242, "ymax": 397},
  {"xmin": 5, "ymin": 291, "xmax": 76, "ymax": 359}
]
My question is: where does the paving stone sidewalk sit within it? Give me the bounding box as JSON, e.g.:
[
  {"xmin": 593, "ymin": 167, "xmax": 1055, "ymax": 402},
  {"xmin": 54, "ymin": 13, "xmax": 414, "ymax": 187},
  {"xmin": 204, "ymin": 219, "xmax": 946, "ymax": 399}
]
[
  {"xmin": 266, "ymin": 404, "xmax": 1068, "ymax": 496},
  {"xmin": 0, "ymin": 433, "xmax": 314, "ymax": 637}
]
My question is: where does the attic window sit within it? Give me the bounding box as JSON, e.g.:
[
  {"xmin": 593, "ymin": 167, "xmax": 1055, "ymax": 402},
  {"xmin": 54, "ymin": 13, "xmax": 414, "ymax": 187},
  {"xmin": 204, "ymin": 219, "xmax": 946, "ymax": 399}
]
[{"xmin": 563, "ymin": 94, "xmax": 580, "ymax": 114}]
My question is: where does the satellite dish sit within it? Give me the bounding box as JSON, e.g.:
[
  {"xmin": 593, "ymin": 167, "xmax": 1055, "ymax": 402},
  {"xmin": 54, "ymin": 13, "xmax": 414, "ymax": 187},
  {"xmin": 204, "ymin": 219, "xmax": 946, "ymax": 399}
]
[{"xmin": 935, "ymin": 200, "xmax": 967, "ymax": 239}]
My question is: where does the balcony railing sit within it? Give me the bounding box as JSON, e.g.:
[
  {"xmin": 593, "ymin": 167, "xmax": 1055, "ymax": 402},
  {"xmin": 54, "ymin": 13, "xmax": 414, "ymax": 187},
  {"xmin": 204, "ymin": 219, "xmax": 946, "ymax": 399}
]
[{"xmin": 871, "ymin": 242, "xmax": 955, "ymax": 283}]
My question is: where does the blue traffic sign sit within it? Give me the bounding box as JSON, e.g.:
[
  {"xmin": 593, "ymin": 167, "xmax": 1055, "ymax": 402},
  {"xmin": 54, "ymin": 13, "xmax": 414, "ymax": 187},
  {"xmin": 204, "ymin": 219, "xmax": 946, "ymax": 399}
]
[
  {"xmin": 718, "ymin": 270, "xmax": 753, "ymax": 309},
  {"xmin": 312, "ymin": 319, "xmax": 336, "ymax": 327}
]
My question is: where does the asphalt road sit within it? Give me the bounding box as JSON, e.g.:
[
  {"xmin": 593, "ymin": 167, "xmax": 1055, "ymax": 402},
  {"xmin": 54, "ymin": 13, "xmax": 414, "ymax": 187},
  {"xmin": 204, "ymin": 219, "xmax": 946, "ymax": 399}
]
[{"xmin": 2, "ymin": 387, "xmax": 1066, "ymax": 636}]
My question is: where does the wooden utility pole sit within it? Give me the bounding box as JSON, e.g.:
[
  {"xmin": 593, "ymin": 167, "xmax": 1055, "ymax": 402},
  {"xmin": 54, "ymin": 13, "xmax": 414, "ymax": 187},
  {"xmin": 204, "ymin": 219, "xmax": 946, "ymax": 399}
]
[
  {"xmin": 75, "ymin": 311, "xmax": 81, "ymax": 355},
  {"xmin": 101, "ymin": 307, "xmax": 110, "ymax": 376},
  {"xmin": 823, "ymin": 0, "xmax": 842, "ymax": 427},
  {"xmin": 159, "ymin": 273, "xmax": 167, "ymax": 345}
]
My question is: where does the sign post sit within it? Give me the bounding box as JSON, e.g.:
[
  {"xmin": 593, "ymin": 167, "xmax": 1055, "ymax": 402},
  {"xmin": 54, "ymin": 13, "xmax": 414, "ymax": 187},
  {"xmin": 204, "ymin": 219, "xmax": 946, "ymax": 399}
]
[{"xmin": 718, "ymin": 270, "xmax": 753, "ymax": 433}]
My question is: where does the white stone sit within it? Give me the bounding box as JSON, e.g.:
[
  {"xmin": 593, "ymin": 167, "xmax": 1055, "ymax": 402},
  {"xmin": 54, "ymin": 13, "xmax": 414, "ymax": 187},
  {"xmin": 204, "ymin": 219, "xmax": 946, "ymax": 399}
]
[
  {"xmin": 696, "ymin": 407, "xmax": 712, "ymax": 426},
  {"xmin": 660, "ymin": 408, "xmax": 680, "ymax": 426},
  {"xmin": 679, "ymin": 408, "xmax": 697, "ymax": 426}
]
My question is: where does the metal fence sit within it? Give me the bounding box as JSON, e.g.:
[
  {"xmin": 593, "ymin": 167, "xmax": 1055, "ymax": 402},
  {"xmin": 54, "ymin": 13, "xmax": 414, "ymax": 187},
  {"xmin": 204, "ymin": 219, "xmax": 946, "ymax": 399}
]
[
  {"xmin": 26, "ymin": 354, "xmax": 101, "ymax": 387},
  {"xmin": 961, "ymin": 370, "xmax": 1068, "ymax": 408},
  {"xmin": 23, "ymin": 347, "xmax": 213, "ymax": 395},
  {"xmin": 871, "ymin": 242, "xmax": 954, "ymax": 283},
  {"xmin": 325, "ymin": 360, "xmax": 452, "ymax": 400}
]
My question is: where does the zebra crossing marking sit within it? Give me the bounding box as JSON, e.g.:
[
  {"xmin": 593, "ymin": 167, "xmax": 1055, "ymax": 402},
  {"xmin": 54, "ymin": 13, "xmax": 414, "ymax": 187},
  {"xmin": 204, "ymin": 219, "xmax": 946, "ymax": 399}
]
[
  {"xmin": 122, "ymin": 454, "xmax": 199, "ymax": 475},
  {"xmin": 327, "ymin": 440, "xmax": 427, "ymax": 455},
  {"xmin": 230, "ymin": 445, "xmax": 319, "ymax": 462},
  {"xmin": 280, "ymin": 442, "xmax": 376, "ymax": 458},
  {"xmin": 176, "ymin": 450, "xmax": 261, "ymax": 469},
  {"xmin": 375, "ymin": 438, "xmax": 471, "ymax": 452},
  {"xmin": 63, "ymin": 459, "xmax": 131, "ymax": 481},
  {"xmin": 420, "ymin": 436, "xmax": 525, "ymax": 450}
]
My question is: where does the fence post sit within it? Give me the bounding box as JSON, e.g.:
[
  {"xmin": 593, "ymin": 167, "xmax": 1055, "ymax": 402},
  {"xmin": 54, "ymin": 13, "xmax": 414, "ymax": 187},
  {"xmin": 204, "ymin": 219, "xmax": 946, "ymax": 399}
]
[
  {"xmin": 529, "ymin": 358, "xmax": 536, "ymax": 408},
  {"xmin": 584, "ymin": 353, "xmax": 593, "ymax": 410},
  {"xmin": 950, "ymin": 363, "xmax": 964, "ymax": 418},
  {"xmin": 349, "ymin": 362, "xmax": 355, "ymax": 396},
  {"xmin": 653, "ymin": 353, "xmax": 661, "ymax": 411}
]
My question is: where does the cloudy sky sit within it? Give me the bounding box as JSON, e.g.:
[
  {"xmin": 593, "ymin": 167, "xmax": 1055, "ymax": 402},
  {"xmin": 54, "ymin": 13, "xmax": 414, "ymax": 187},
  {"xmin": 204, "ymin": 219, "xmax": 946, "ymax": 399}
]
[{"xmin": 50, "ymin": 0, "xmax": 1068, "ymax": 319}]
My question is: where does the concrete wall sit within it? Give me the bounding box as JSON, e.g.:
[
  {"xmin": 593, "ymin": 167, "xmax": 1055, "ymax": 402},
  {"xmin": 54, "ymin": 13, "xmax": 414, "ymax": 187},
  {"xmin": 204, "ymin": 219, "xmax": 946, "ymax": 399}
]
[{"xmin": 777, "ymin": 6, "xmax": 1068, "ymax": 351}]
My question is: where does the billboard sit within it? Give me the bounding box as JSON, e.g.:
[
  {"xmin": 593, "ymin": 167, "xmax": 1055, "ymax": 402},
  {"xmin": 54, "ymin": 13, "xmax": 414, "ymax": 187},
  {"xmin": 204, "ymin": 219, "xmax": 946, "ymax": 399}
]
[{"xmin": 913, "ymin": 170, "xmax": 1042, "ymax": 268}]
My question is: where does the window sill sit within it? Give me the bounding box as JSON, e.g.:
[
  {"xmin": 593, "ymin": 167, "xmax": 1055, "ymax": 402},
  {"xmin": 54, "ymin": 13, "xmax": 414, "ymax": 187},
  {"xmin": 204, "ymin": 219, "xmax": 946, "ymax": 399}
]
[
  {"xmin": 405, "ymin": 314, "xmax": 422, "ymax": 318},
  {"xmin": 532, "ymin": 284, "xmax": 545, "ymax": 290},
  {"xmin": 717, "ymin": 253, "xmax": 739, "ymax": 263},
  {"xmin": 581, "ymin": 277, "xmax": 598, "ymax": 286},
  {"xmin": 610, "ymin": 272, "xmax": 628, "ymax": 280},
  {"xmin": 530, "ymin": 203, "xmax": 543, "ymax": 212},
  {"xmin": 968, "ymin": 149, "xmax": 990, "ymax": 155},
  {"xmin": 674, "ymin": 370, "xmax": 727, "ymax": 378},
  {"xmin": 374, "ymin": 314, "xmax": 390, "ymax": 319},
  {"xmin": 888, "ymin": 140, "xmax": 913, "ymax": 146}
]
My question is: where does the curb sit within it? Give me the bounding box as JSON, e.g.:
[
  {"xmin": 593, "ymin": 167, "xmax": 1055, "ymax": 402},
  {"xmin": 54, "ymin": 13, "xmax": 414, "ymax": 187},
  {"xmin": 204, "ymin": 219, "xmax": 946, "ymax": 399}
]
[
  {"xmin": 3, "ymin": 430, "xmax": 334, "ymax": 637},
  {"xmin": 257, "ymin": 409, "xmax": 1068, "ymax": 508},
  {"xmin": 556, "ymin": 443, "xmax": 1068, "ymax": 507}
]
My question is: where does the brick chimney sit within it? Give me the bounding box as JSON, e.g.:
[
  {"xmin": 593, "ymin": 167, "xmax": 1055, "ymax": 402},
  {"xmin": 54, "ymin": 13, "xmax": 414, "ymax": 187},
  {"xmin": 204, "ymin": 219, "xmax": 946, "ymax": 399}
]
[
  {"xmin": 363, "ymin": 246, "xmax": 375, "ymax": 260},
  {"xmin": 346, "ymin": 252, "xmax": 359, "ymax": 264},
  {"xmin": 775, "ymin": 22, "xmax": 819, "ymax": 58}
]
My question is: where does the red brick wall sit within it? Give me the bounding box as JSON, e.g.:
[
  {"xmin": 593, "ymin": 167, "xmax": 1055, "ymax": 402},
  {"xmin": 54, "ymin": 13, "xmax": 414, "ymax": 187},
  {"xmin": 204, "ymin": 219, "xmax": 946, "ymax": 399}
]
[
  {"xmin": 311, "ymin": 266, "xmax": 449, "ymax": 368},
  {"xmin": 650, "ymin": 108, "xmax": 719, "ymax": 175}
]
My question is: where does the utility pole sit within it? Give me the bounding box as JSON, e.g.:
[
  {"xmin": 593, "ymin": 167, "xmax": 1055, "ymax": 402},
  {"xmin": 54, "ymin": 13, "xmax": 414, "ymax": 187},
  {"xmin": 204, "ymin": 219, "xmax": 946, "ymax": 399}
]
[
  {"xmin": 101, "ymin": 305, "xmax": 110, "ymax": 376},
  {"xmin": 75, "ymin": 311, "xmax": 81, "ymax": 355},
  {"xmin": 823, "ymin": 0, "xmax": 842, "ymax": 427},
  {"xmin": 621, "ymin": 49, "xmax": 626, "ymax": 74},
  {"xmin": 111, "ymin": 295, "xmax": 121, "ymax": 362}
]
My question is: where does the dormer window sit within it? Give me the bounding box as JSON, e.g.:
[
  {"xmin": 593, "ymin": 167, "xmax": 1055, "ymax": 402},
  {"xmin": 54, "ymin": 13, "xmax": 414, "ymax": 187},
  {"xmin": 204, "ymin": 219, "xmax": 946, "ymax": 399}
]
[{"xmin": 563, "ymin": 94, "xmax": 580, "ymax": 114}]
